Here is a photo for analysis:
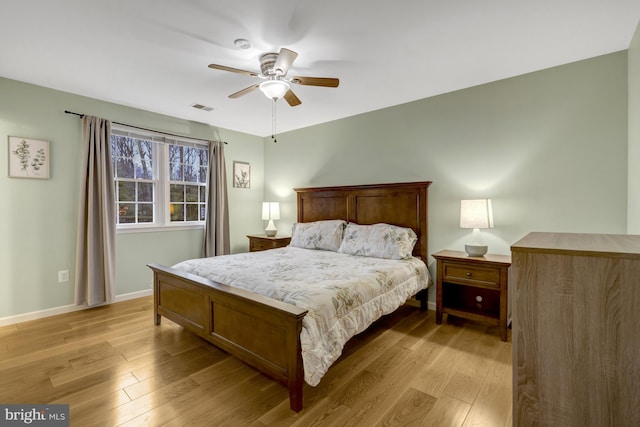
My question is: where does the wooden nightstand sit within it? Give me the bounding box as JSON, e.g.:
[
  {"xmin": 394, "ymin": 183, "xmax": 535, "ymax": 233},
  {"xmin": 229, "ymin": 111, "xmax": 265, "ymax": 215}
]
[
  {"xmin": 432, "ymin": 250, "xmax": 511, "ymax": 341},
  {"xmin": 247, "ymin": 235, "xmax": 291, "ymax": 252}
]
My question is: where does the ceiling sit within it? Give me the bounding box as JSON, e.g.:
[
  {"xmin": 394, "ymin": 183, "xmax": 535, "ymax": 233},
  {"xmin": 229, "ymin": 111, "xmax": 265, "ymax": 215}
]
[{"xmin": 1, "ymin": 1, "xmax": 639, "ymax": 137}]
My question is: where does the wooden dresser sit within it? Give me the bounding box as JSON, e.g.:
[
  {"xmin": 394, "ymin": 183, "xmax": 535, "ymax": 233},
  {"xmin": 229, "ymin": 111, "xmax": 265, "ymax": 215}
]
[{"xmin": 511, "ymin": 232, "xmax": 640, "ymax": 426}]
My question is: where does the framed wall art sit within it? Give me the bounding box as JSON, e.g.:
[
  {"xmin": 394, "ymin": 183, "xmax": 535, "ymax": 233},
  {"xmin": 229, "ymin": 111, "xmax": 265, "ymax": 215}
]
[
  {"xmin": 8, "ymin": 136, "xmax": 50, "ymax": 179},
  {"xmin": 233, "ymin": 161, "xmax": 250, "ymax": 188}
]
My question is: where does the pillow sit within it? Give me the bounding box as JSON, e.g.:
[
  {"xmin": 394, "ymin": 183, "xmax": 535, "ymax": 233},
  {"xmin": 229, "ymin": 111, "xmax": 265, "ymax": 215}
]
[
  {"xmin": 289, "ymin": 220, "xmax": 346, "ymax": 251},
  {"xmin": 338, "ymin": 223, "xmax": 417, "ymax": 260}
]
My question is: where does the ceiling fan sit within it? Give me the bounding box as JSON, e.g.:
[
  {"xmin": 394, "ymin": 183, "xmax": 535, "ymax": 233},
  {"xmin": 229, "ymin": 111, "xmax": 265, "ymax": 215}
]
[{"xmin": 208, "ymin": 48, "xmax": 339, "ymax": 107}]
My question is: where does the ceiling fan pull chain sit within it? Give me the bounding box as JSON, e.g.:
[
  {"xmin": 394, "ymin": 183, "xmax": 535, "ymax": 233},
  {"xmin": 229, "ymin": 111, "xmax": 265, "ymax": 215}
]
[{"xmin": 272, "ymin": 99, "xmax": 278, "ymax": 143}]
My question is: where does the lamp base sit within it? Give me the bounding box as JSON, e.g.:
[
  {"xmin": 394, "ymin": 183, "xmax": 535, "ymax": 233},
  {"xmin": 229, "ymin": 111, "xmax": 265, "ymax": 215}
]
[
  {"xmin": 465, "ymin": 244, "xmax": 488, "ymax": 257},
  {"xmin": 265, "ymin": 219, "xmax": 277, "ymax": 237}
]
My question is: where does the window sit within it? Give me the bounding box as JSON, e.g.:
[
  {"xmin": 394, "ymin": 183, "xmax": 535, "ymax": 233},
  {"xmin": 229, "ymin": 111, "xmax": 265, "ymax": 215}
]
[
  {"xmin": 111, "ymin": 126, "xmax": 208, "ymax": 230},
  {"xmin": 168, "ymin": 145, "xmax": 208, "ymax": 222}
]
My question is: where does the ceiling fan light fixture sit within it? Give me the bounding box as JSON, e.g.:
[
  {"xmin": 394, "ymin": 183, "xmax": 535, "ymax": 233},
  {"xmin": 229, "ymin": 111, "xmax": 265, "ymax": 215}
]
[{"xmin": 259, "ymin": 80, "xmax": 290, "ymax": 100}]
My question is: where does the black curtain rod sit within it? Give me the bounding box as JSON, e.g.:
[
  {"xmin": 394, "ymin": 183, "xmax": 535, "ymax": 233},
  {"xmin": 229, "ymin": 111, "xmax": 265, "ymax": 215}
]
[{"xmin": 64, "ymin": 110, "xmax": 227, "ymax": 144}]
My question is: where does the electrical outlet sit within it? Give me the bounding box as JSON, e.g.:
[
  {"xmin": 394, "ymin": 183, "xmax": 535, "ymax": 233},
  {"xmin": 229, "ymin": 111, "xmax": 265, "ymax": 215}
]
[{"xmin": 58, "ymin": 270, "xmax": 69, "ymax": 283}]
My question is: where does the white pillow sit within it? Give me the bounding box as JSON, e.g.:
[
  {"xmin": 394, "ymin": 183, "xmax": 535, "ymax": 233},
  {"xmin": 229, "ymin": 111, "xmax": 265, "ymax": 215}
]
[
  {"xmin": 289, "ymin": 220, "xmax": 346, "ymax": 252},
  {"xmin": 338, "ymin": 223, "xmax": 417, "ymax": 259}
]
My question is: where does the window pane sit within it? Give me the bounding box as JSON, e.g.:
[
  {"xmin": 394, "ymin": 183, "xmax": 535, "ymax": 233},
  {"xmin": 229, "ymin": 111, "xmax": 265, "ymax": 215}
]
[
  {"xmin": 199, "ymin": 149, "xmax": 208, "ymax": 168},
  {"xmin": 139, "ymin": 158, "xmax": 153, "ymax": 179},
  {"xmin": 138, "ymin": 203, "xmax": 153, "ymax": 223},
  {"xmin": 138, "ymin": 182, "xmax": 153, "ymax": 202},
  {"xmin": 135, "ymin": 140, "xmax": 153, "ymax": 179},
  {"xmin": 170, "ymin": 204, "xmax": 183, "ymax": 221},
  {"xmin": 170, "ymin": 163, "xmax": 183, "ymax": 181},
  {"xmin": 117, "ymin": 159, "xmax": 134, "ymax": 178},
  {"xmin": 184, "ymin": 147, "xmax": 197, "ymax": 166},
  {"xmin": 185, "ymin": 185, "xmax": 199, "ymax": 202},
  {"xmin": 170, "ymin": 184, "xmax": 184, "ymax": 202},
  {"xmin": 134, "ymin": 139, "xmax": 151, "ymax": 158},
  {"xmin": 186, "ymin": 204, "xmax": 199, "ymax": 221},
  {"xmin": 184, "ymin": 165, "xmax": 198, "ymax": 182},
  {"xmin": 199, "ymin": 166, "xmax": 207, "ymax": 183},
  {"xmin": 112, "ymin": 135, "xmax": 127, "ymax": 157},
  {"xmin": 200, "ymin": 186, "xmax": 206, "ymax": 202},
  {"xmin": 169, "ymin": 145, "xmax": 183, "ymax": 162},
  {"xmin": 200, "ymin": 203, "xmax": 206, "ymax": 221},
  {"xmin": 118, "ymin": 181, "xmax": 135, "ymax": 202},
  {"xmin": 117, "ymin": 138, "xmax": 135, "ymax": 160},
  {"xmin": 118, "ymin": 203, "xmax": 135, "ymax": 223}
]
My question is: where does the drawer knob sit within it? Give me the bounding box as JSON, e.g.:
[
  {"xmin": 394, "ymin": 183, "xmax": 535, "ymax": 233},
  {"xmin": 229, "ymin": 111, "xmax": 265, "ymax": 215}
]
[
  {"xmin": 466, "ymin": 272, "xmax": 472, "ymax": 277},
  {"xmin": 476, "ymin": 295, "xmax": 483, "ymax": 302}
]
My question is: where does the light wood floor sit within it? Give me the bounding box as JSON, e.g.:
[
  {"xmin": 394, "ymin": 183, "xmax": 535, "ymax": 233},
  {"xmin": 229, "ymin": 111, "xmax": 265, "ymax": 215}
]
[{"xmin": 0, "ymin": 297, "xmax": 512, "ymax": 426}]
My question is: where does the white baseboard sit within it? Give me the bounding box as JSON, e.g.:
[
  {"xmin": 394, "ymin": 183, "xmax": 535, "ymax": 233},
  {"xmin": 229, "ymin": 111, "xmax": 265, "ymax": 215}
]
[
  {"xmin": 1, "ymin": 288, "xmax": 429, "ymax": 327},
  {"xmin": 0, "ymin": 288, "xmax": 153, "ymax": 327},
  {"xmin": 114, "ymin": 288, "xmax": 153, "ymax": 302}
]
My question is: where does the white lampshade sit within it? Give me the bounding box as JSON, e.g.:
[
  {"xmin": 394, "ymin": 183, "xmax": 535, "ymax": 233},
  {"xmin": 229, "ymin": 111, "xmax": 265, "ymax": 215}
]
[
  {"xmin": 259, "ymin": 80, "xmax": 290, "ymax": 100},
  {"xmin": 460, "ymin": 199, "xmax": 494, "ymax": 229},
  {"xmin": 261, "ymin": 202, "xmax": 280, "ymax": 220}
]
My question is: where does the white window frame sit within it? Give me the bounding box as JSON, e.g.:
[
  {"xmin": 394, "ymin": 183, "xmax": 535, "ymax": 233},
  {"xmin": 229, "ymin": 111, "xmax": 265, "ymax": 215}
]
[{"xmin": 112, "ymin": 125, "xmax": 209, "ymax": 233}]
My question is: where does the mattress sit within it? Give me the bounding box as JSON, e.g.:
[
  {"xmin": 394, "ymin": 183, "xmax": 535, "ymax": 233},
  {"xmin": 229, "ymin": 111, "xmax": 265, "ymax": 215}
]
[{"xmin": 172, "ymin": 246, "xmax": 430, "ymax": 386}]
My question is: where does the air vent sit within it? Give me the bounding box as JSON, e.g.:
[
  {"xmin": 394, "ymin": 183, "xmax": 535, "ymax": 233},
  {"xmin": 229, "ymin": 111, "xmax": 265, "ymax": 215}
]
[
  {"xmin": 234, "ymin": 38, "xmax": 251, "ymax": 50},
  {"xmin": 191, "ymin": 103, "xmax": 214, "ymax": 112}
]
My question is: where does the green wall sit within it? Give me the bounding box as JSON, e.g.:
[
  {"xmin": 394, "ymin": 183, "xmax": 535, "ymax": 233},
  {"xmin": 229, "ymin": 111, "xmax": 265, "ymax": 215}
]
[
  {"xmin": 0, "ymin": 77, "xmax": 264, "ymax": 319},
  {"xmin": 628, "ymin": 21, "xmax": 640, "ymax": 233},
  {"xmin": 0, "ymin": 48, "xmax": 633, "ymax": 320},
  {"xmin": 264, "ymin": 52, "xmax": 629, "ymax": 303}
]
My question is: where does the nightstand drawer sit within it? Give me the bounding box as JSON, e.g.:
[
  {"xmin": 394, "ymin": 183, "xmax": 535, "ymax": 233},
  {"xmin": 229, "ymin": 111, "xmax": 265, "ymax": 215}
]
[
  {"xmin": 247, "ymin": 235, "xmax": 291, "ymax": 252},
  {"xmin": 250, "ymin": 239, "xmax": 273, "ymax": 251},
  {"xmin": 442, "ymin": 263, "xmax": 500, "ymax": 288}
]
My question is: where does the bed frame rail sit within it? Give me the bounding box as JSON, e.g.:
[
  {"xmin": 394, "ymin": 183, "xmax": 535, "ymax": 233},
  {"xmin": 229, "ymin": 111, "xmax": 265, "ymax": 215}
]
[{"xmin": 148, "ymin": 263, "xmax": 308, "ymax": 411}]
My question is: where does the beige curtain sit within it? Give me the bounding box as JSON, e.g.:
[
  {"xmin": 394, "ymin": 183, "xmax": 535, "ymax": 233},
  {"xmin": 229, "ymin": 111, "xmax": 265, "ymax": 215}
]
[
  {"xmin": 203, "ymin": 140, "xmax": 230, "ymax": 257},
  {"xmin": 74, "ymin": 116, "xmax": 116, "ymax": 306}
]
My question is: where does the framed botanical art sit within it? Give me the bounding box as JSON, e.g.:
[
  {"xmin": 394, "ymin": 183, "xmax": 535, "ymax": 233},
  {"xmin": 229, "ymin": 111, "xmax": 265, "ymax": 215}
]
[
  {"xmin": 8, "ymin": 136, "xmax": 50, "ymax": 179},
  {"xmin": 233, "ymin": 161, "xmax": 250, "ymax": 188}
]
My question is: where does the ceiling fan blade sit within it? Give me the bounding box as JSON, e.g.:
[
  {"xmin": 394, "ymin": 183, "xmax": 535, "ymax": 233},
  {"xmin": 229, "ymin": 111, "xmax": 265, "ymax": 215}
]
[
  {"xmin": 208, "ymin": 63, "xmax": 259, "ymax": 77},
  {"xmin": 229, "ymin": 84, "xmax": 260, "ymax": 98},
  {"xmin": 290, "ymin": 76, "xmax": 339, "ymax": 88},
  {"xmin": 273, "ymin": 48, "xmax": 298, "ymax": 76},
  {"xmin": 284, "ymin": 89, "xmax": 301, "ymax": 107}
]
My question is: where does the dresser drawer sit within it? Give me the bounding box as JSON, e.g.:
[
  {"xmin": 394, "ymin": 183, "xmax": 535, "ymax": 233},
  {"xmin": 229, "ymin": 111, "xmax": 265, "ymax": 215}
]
[{"xmin": 442, "ymin": 262, "xmax": 501, "ymax": 288}]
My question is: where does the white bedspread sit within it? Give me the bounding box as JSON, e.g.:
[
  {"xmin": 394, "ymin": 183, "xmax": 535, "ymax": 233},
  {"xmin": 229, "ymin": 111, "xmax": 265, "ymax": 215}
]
[{"xmin": 172, "ymin": 246, "xmax": 430, "ymax": 386}]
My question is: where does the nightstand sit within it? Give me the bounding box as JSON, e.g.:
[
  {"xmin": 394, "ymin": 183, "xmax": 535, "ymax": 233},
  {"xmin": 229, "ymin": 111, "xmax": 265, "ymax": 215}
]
[
  {"xmin": 432, "ymin": 249, "xmax": 511, "ymax": 341},
  {"xmin": 247, "ymin": 235, "xmax": 291, "ymax": 252}
]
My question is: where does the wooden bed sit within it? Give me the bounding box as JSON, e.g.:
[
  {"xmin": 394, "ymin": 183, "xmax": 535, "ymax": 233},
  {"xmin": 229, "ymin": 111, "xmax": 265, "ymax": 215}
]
[{"xmin": 148, "ymin": 181, "xmax": 432, "ymax": 411}]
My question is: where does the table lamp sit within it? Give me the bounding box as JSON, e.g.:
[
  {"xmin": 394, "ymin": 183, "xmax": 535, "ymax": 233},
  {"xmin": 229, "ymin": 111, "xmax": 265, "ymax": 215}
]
[
  {"xmin": 262, "ymin": 202, "xmax": 280, "ymax": 237},
  {"xmin": 460, "ymin": 199, "xmax": 494, "ymax": 256}
]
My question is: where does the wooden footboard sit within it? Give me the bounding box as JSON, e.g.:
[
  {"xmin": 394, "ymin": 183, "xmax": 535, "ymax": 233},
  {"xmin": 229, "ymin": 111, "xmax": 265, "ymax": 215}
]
[{"xmin": 148, "ymin": 263, "xmax": 308, "ymax": 412}]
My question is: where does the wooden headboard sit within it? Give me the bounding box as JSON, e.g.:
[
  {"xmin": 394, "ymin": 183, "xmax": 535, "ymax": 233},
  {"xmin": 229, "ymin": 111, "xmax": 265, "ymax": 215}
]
[{"xmin": 294, "ymin": 181, "xmax": 432, "ymax": 263}]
